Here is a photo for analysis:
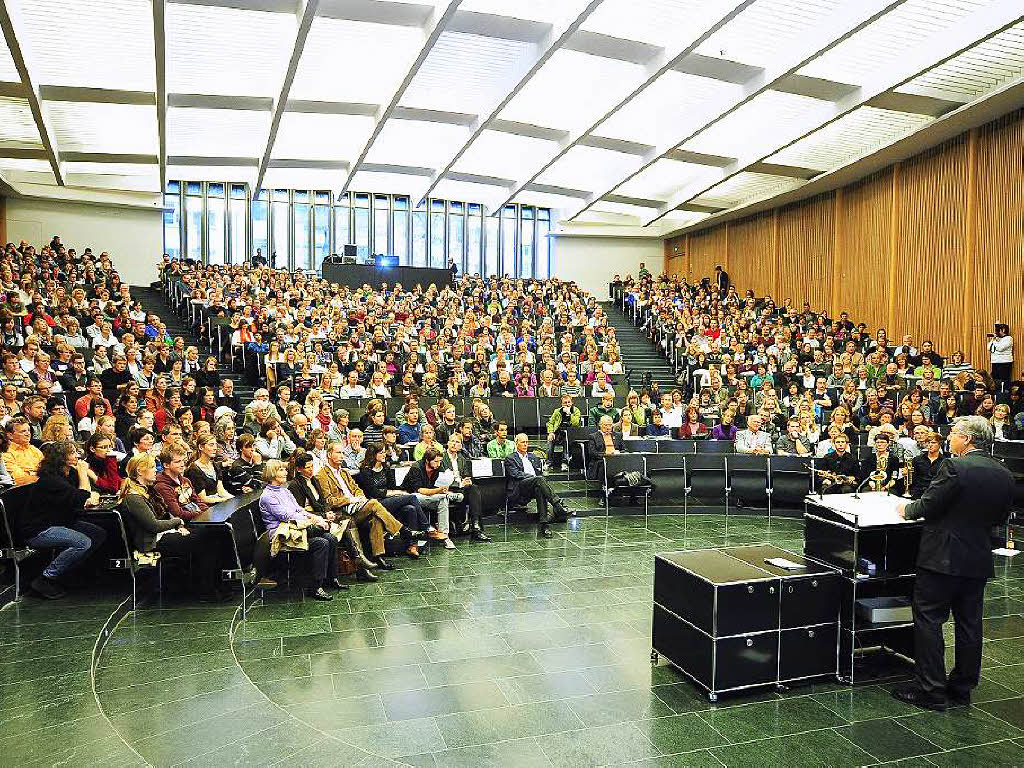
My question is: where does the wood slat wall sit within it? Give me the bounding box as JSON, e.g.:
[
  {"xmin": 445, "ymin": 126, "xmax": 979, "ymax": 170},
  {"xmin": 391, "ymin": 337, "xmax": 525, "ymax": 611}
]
[{"xmin": 663, "ymin": 107, "xmax": 1024, "ymax": 377}]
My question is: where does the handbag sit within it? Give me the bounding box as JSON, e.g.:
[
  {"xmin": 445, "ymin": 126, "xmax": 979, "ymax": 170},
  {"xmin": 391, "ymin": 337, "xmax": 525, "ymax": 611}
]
[{"xmin": 610, "ymin": 470, "xmax": 654, "ymax": 490}]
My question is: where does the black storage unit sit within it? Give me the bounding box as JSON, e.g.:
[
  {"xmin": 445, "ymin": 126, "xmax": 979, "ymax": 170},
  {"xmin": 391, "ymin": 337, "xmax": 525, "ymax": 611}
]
[{"xmin": 652, "ymin": 546, "xmax": 839, "ymax": 701}]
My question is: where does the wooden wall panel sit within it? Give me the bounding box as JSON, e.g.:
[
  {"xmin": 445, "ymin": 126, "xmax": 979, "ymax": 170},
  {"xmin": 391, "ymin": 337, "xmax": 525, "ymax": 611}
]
[
  {"xmin": 688, "ymin": 227, "xmax": 727, "ymax": 282},
  {"xmin": 776, "ymin": 193, "xmax": 835, "ymax": 310},
  {"xmin": 893, "ymin": 138, "xmax": 968, "ymax": 358},
  {"xmin": 727, "ymin": 212, "xmax": 774, "ymax": 297},
  {"xmin": 835, "ymin": 170, "xmax": 891, "ymax": 330},
  {"xmin": 974, "ymin": 111, "xmax": 1024, "ymax": 377},
  {"xmin": 0, "ymin": 195, "xmax": 6, "ymax": 246}
]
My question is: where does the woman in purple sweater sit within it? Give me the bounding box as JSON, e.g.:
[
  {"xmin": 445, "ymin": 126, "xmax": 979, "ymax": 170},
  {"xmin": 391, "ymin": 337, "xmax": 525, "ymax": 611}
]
[
  {"xmin": 258, "ymin": 460, "xmax": 341, "ymax": 601},
  {"xmin": 711, "ymin": 409, "xmax": 739, "ymax": 442}
]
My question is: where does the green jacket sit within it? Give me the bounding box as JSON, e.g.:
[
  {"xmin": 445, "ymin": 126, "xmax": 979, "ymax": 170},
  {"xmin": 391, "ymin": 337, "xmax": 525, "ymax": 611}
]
[
  {"xmin": 588, "ymin": 404, "xmax": 619, "ymax": 426},
  {"xmin": 486, "ymin": 438, "xmax": 516, "ymax": 459},
  {"xmin": 547, "ymin": 406, "xmax": 582, "ymax": 435}
]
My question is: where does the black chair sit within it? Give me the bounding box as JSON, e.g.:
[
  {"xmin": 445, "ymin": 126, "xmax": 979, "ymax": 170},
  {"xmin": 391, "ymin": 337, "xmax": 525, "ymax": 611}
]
[
  {"xmin": 599, "ymin": 453, "xmax": 652, "ymax": 515},
  {"xmin": 660, "ymin": 439, "xmax": 696, "ymax": 454},
  {"xmin": 0, "ymin": 485, "xmax": 34, "ymax": 600},
  {"xmin": 696, "ymin": 440, "xmax": 734, "ymax": 454},
  {"xmin": 685, "ymin": 454, "xmax": 728, "ymax": 510},
  {"xmin": 644, "ymin": 453, "xmax": 688, "ymax": 511},
  {"xmin": 512, "ymin": 398, "xmax": 540, "ymax": 433},
  {"xmin": 93, "ymin": 508, "xmax": 163, "ymax": 610},
  {"xmin": 727, "ymin": 454, "xmax": 769, "ymax": 510},
  {"xmin": 994, "ymin": 441, "xmax": 1024, "ymax": 460},
  {"xmin": 623, "ymin": 439, "xmax": 660, "ymax": 453},
  {"xmin": 488, "ymin": 397, "xmax": 514, "ymax": 430},
  {"xmin": 768, "ymin": 455, "xmax": 813, "ymax": 513}
]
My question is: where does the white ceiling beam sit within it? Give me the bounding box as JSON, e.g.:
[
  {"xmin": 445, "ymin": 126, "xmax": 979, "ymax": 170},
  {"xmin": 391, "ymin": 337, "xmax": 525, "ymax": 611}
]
[
  {"xmin": 168, "ymin": 93, "xmax": 273, "ymax": 110},
  {"xmin": 337, "ymin": 0, "xmax": 463, "ymax": 196},
  {"xmin": 644, "ymin": 0, "xmax": 1024, "ymax": 226},
  {"xmin": 60, "ymin": 152, "xmax": 158, "ymax": 164},
  {"xmin": 153, "ymin": 0, "xmax": 168, "ymax": 192},
  {"xmin": 317, "ymin": 0, "xmax": 432, "ymax": 26},
  {"xmin": 270, "ymin": 158, "xmax": 348, "ymax": 170},
  {"xmin": 0, "ymin": 0, "xmax": 64, "ymax": 184},
  {"xmin": 415, "ymin": 0, "xmax": 607, "ymax": 207},
  {"xmin": 0, "ymin": 80, "xmax": 23, "ymax": 98},
  {"xmin": 39, "ymin": 86, "xmax": 156, "ymax": 105},
  {"xmin": 255, "ymin": 0, "xmax": 320, "ymax": 194},
  {"xmin": 167, "ymin": 0, "xmax": 302, "ymax": 12},
  {"xmin": 568, "ymin": 0, "xmax": 908, "ymax": 223},
  {"xmin": 168, "ymin": 155, "xmax": 258, "ymax": 166},
  {"xmin": 0, "ymin": 147, "xmax": 46, "ymax": 160},
  {"xmin": 360, "ymin": 162, "xmax": 433, "ymax": 177},
  {"xmin": 492, "ymin": 0, "xmax": 757, "ymax": 213}
]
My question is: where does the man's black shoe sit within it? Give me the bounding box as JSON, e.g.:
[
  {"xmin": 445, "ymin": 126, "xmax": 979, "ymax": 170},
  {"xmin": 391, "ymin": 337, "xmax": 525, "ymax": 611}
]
[
  {"xmin": 307, "ymin": 587, "xmax": 333, "ymax": 601},
  {"xmin": 31, "ymin": 575, "xmax": 65, "ymax": 600},
  {"xmin": 375, "ymin": 557, "xmax": 395, "ymax": 570},
  {"xmin": 356, "ymin": 568, "xmax": 379, "ymax": 582},
  {"xmin": 328, "ymin": 578, "xmax": 350, "ymax": 591},
  {"xmin": 947, "ymin": 690, "xmax": 971, "ymax": 708},
  {"xmin": 892, "ymin": 684, "xmax": 947, "ymax": 711},
  {"xmin": 471, "ymin": 529, "xmax": 491, "ymax": 542},
  {"xmin": 540, "ymin": 525, "xmax": 554, "ymax": 539}
]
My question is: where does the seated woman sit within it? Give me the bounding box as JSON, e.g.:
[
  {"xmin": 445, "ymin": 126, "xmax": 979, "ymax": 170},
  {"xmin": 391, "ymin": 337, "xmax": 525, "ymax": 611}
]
[
  {"xmin": 255, "ymin": 419, "xmax": 296, "ymax": 460},
  {"xmin": 256, "ymin": 459, "xmax": 342, "ymax": 601},
  {"xmin": 677, "ymin": 405, "xmax": 709, "ymax": 439},
  {"xmin": 643, "ymin": 409, "xmax": 670, "ymax": 438},
  {"xmin": 356, "ymin": 444, "xmax": 429, "ymax": 558},
  {"xmin": 223, "ymin": 433, "xmax": 263, "ymax": 494},
  {"xmin": 77, "ymin": 398, "xmax": 108, "ymax": 440},
  {"xmin": 85, "ymin": 432, "xmax": 122, "ymax": 494},
  {"xmin": 215, "ymin": 417, "xmax": 239, "ymax": 464},
  {"xmin": 712, "ymin": 409, "xmax": 739, "ymax": 442},
  {"xmin": 120, "ymin": 453, "xmax": 230, "ymax": 602},
  {"xmin": 186, "ymin": 433, "xmax": 234, "ymax": 503},
  {"xmin": 413, "ymin": 423, "xmax": 444, "ymax": 462},
  {"xmin": 41, "ymin": 415, "xmax": 74, "ymax": 444},
  {"xmin": 17, "ymin": 440, "xmax": 106, "ymax": 599}
]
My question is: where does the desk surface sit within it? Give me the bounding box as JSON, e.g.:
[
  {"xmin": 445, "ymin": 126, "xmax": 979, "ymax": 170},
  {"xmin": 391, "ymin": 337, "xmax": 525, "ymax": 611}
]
[
  {"xmin": 192, "ymin": 489, "xmax": 262, "ymax": 524},
  {"xmin": 806, "ymin": 492, "xmax": 917, "ymax": 528}
]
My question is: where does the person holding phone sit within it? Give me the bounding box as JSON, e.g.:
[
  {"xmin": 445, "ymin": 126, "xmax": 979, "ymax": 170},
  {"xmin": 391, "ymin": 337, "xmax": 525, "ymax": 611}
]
[{"xmin": 988, "ymin": 324, "xmax": 1013, "ymax": 390}]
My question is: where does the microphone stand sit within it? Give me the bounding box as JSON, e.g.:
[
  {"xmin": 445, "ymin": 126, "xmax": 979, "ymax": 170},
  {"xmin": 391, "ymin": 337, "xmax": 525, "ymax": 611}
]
[{"xmin": 853, "ymin": 476, "xmax": 872, "ymax": 500}]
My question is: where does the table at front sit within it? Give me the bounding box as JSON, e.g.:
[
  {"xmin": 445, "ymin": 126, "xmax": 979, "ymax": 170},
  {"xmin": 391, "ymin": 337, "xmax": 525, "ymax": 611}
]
[
  {"xmin": 803, "ymin": 491, "xmax": 923, "ymax": 682},
  {"xmin": 321, "ymin": 261, "xmax": 453, "ymax": 289}
]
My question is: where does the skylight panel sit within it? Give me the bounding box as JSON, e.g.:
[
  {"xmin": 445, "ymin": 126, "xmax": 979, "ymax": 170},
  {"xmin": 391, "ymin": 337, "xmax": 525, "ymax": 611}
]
[
  {"xmin": 593, "ymin": 71, "xmax": 743, "ymax": 147},
  {"xmin": 457, "ymin": 0, "xmax": 591, "ymax": 25},
  {"xmin": 591, "ymin": 200, "xmax": 661, "ymax": 219},
  {"xmin": 499, "ymin": 50, "xmax": 645, "ymax": 133},
  {"xmin": 896, "ymin": 21, "xmax": 1024, "ymax": 100},
  {"xmin": 366, "ymin": 119, "xmax": 471, "ymax": 170},
  {"xmin": 273, "ymin": 112, "xmax": 375, "ymax": 162},
  {"xmin": 798, "ymin": 0, "xmax": 990, "ymax": 85},
  {"xmin": 680, "ymin": 90, "xmax": 835, "ymax": 160},
  {"xmin": 0, "ymin": 97, "xmax": 42, "ymax": 148},
  {"xmin": 662, "ymin": 210, "xmax": 712, "ymax": 228},
  {"xmin": 19, "ymin": 0, "xmax": 155, "ymax": 90},
  {"xmin": 0, "ymin": 35, "xmax": 17, "ymax": 82},
  {"xmin": 167, "ymin": 107, "xmax": 271, "ymax": 158},
  {"xmin": 696, "ymin": 0, "xmax": 844, "ymax": 68},
  {"xmin": 401, "ymin": 32, "xmax": 534, "ymax": 116},
  {"xmin": 0, "ymin": 158, "xmax": 55, "ymax": 186},
  {"xmin": 582, "ymin": 0, "xmax": 739, "ymax": 49},
  {"xmin": 454, "ymin": 130, "xmax": 556, "ymax": 180},
  {"xmin": 291, "ymin": 18, "xmax": 422, "ymax": 105},
  {"xmin": 432, "ymin": 179, "xmax": 510, "ymax": 210},
  {"xmin": 613, "ymin": 159, "xmax": 720, "ymax": 201},
  {"xmin": 536, "ymin": 145, "xmax": 644, "ymax": 192},
  {"xmin": 45, "ymin": 102, "xmax": 158, "ymax": 155},
  {"xmin": 765, "ymin": 106, "xmax": 933, "ymax": 170},
  {"xmin": 696, "ymin": 171, "xmax": 805, "ymax": 208},
  {"xmin": 167, "ymin": 4, "xmax": 296, "ymax": 97}
]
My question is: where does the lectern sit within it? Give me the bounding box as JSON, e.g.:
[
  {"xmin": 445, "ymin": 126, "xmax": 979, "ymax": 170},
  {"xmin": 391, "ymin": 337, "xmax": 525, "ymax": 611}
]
[{"xmin": 803, "ymin": 491, "xmax": 923, "ymax": 681}]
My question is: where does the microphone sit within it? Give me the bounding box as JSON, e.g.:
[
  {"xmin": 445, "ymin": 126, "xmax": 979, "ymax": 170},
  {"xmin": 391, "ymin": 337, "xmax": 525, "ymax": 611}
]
[{"xmin": 853, "ymin": 475, "xmax": 872, "ymax": 499}]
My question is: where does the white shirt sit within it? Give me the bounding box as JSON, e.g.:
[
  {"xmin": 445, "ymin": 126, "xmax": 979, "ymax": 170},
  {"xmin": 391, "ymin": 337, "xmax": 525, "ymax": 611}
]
[{"xmin": 519, "ymin": 451, "xmax": 535, "ymax": 476}]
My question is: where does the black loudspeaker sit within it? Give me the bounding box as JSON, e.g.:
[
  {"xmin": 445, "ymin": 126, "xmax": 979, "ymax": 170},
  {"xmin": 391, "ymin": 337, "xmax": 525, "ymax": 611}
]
[{"xmin": 343, "ymin": 244, "xmax": 357, "ymax": 258}]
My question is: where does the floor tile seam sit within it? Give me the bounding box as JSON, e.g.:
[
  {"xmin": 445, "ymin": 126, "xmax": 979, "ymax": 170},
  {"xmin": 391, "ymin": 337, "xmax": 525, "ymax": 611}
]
[
  {"xmin": 92, "ymin": 661, "xmax": 247, "ymax": 697},
  {"xmin": 695, "ymin": 714, "xmax": 855, "ymax": 750},
  {"xmin": 163, "ymin": 717, "xmax": 299, "ymax": 767},
  {"xmin": 227, "ymin": 600, "xmax": 418, "ymax": 766},
  {"xmin": 88, "ymin": 599, "xmax": 157, "ymax": 768},
  {"xmin": 884, "ymin": 717, "xmax": 945, "ymax": 757},
  {"xmin": 691, "ymin": 708, "xmax": 733, "ymax": 748},
  {"xmin": 893, "ymin": 707, "xmax": 1021, "ymax": 741},
  {"xmin": 971, "ymin": 701, "xmax": 1024, "ymax": 733},
  {"xmin": 828, "ymin": 724, "xmax": 890, "ymax": 763},
  {"xmin": 125, "ymin": 699, "xmax": 291, "ymax": 749}
]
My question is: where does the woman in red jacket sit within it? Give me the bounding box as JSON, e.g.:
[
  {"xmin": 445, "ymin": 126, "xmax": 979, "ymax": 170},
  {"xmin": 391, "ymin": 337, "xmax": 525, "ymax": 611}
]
[
  {"xmin": 677, "ymin": 405, "xmax": 709, "ymax": 439},
  {"xmin": 85, "ymin": 432, "xmax": 122, "ymax": 493}
]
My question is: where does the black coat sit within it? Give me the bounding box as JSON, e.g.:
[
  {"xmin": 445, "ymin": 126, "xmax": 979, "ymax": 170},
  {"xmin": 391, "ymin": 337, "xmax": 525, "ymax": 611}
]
[
  {"xmin": 905, "ymin": 450, "xmax": 1014, "ymax": 578},
  {"xmin": 908, "ymin": 453, "xmax": 946, "ymax": 499},
  {"xmin": 289, "ymin": 474, "xmax": 328, "ymax": 516},
  {"xmin": 15, "ymin": 471, "xmax": 90, "ymax": 540}
]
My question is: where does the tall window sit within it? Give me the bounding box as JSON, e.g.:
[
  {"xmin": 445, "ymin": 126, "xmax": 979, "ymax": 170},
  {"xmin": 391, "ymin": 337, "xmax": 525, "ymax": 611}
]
[
  {"xmin": 466, "ymin": 203, "xmax": 482, "ymax": 276},
  {"xmin": 412, "ymin": 201, "xmax": 427, "ymax": 267},
  {"xmin": 393, "ymin": 196, "xmax": 409, "ymax": 264},
  {"xmin": 353, "ymin": 193, "xmax": 370, "ymax": 259},
  {"xmin": 229, "ymin": 184, "xmax": 246, "ymax": 264},
  {"xmin": 313, "ymin": 191, "xmax": 330, "ymax": 270},
  {"xmin": 519, "ymin": 206, "xmax": 534, "ymax": 279},
  {"xmin": 501, "ymin": 205, "xmax": 517, "ymax": 278},
  {"xmin": 335, "ymin": 193, "xmax": 350, "ymax": 255},
  {"xmin": 447, "ymin": 201, "xmax": 465, "ymax": 274},
  {"xmin": 252, "ymin": 189, "xmax": 269, "ymax": 262},
  {"xmin": 373, "ymin": 194, "xmax": 389, "ymax": 255},
  {"xmin": 429, "ymin": 199, "xmax": 445, "ymax": 268},
  {"xmin": 484, "ymin": 214, "xmax": 499, "ymax": 278},
  {"xmin": 271, "ymin": 189, "xmax": 290, "ymax": 270},
  {"xmin": 163, "ymin": 182, "xmax": 181, "ymax": 259},
  {"xmin": 536, "ymin": 208, "xmax": 551, "ymax": 279},
  {"xmin": 206, "ymin": 183, "xmax": 225, "ymax": 265},
  {"xmin": 293, "ymin": 190, "xmax": 311, "ymax": 270}
]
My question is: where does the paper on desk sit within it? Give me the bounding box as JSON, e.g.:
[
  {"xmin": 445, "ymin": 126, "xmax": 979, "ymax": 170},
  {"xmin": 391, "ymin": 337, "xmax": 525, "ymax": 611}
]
[
  {"xmin": 471, "ymin": 458, "xmax": 493, "ymax": 477},
  {"xmin": 765, "ymin": 557, "xmax": 806, "ymax": 570},
  {"xmin": 993, "ymin": 548, "xmax": 1020, "ymax": 557}
]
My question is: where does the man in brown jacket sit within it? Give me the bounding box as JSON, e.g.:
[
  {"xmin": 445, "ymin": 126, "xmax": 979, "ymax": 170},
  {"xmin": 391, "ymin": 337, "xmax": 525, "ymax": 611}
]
[{"xmin": 316, "ymin": 440, "xmax": 405, "ymax": 569}]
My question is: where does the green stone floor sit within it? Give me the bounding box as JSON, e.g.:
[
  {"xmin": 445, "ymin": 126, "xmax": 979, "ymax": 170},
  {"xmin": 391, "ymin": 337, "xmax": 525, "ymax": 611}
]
[{"xmin": 3, "ymin": 509, "xmax": 1024, "ymax": 767}]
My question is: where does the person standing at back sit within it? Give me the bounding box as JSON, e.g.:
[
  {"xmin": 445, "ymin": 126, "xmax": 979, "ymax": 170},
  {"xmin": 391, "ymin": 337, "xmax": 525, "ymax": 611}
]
[{"xmin": 894, "ymin": 416, "xmax": 1014, "ymax": 711}]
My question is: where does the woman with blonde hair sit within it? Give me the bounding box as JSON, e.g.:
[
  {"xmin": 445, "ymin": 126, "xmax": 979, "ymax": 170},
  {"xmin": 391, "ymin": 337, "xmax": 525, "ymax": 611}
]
[{"xmin": 41, "ymin": 414, "xmax": 73, "ymax": 444}]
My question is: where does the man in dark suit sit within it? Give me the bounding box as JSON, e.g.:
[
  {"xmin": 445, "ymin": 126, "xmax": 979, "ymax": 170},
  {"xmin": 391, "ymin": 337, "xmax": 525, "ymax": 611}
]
[
  {"xmin": 894, "ymin": 416, "xmax": 1014, "ymax": 710},
  {"xmin": 714, "ymin": 264, "xmax": 729, "ymax": 294},
  {"xmin": 504, "ymin": 433, "xmax": 571, "ymax": 538},
  {"xmin": 587, "ymin": 415, "xmax": 625, "ymax": 482}
]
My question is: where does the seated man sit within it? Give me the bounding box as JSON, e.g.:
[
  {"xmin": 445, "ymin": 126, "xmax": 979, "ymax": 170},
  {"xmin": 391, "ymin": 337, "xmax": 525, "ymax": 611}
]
[
  {"xmin": 818, "ymin": 433, "xmax": 860, "ymax": 494},
  {"xmin": 402, "ymin": 448, "xmax": 456, "ymax": 550},
  {"xmin": 546, "ymin": 394, "xmax": 582, "ymax": 471},
  {"xmin": 3, "ymin": 416, "xmax": 44, "ymax": 486},
  {"xmin": 775, "ymin": 418, "xmax": 813, "ymax": 457},
  {"xmin": 223, "ymin": 433, "xmax": 263, "ymax": 494},
  {"xmin": 735, "ymin": 414, "xmax": 773, "ymax": 454},
  {"xmin": 504, "ymin": 433, "xmax": 571, "ymax": 539},
  {"xmin": 859, "ymin": 433, "xmax": 904, "ymax": 494},
  {"xmin": 587, "ymin": 415, "xmax": 624, "ymax": 483},
  {"xmin": 588, "ymin": 393, "xmax": 619, "ymax": 431},
  {"xmin": 442, "ymin": 433, "xmax": 490, "ymax": 541},
  {"xmin": 486, "ymin": 421, "xmax": 515, "ymax": 459},
  {"xmin": 316, "ymin": 440, "xmax": 407, "ymax": 569},
  {"xmin": 153, "ymin": 444, "xmax": 209, "ymax": 521},
  {"xmin": 458, "ymin": 419, "xmax": 485, "ymax": 459}
]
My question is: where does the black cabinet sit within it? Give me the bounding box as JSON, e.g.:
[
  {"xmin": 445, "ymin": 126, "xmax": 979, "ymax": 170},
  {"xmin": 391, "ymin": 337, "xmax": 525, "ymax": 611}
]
[{"xmin": 652, "ymin": 546, "xmax": 839, "ymax": 701}]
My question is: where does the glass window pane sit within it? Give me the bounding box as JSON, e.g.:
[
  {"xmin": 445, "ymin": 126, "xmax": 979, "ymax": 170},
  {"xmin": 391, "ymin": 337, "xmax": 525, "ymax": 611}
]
[
  {"xmin": 272, "ymin": 200, "xmax": 290, "ymax": 269},
  {"xmin": 501, "ymin": 206, "xmax": 516, "ymax": 278},
  {"xmin": 392, "ymin": 209, "xmax": 408, "ymax": 264},
  {"xmin": 429, "ymin": 200, "xmax": 445, "ymax": 268},
  {"xmin": 186, "ymin": 181, "xmax": 201, "ymax": 195},
  {"xmin": 167, "ymin": 181, "xmax": 180, "ymax": 193},
  {"xmin": 484, "ymin": 215, "xmax": 498, "ymax": 278},
  {"xmin": 536, "ymin": 220, "xmax": 550, "ymax": 279},
  {"xmin": 466, "ymin": 205, "xmax": 481, "ymax": 277},
  {"xmin": 448, "ymin": 208, "xmax": 464, "ymax": 273},
  {"xmin": 294, "ymin": 203, "xmax": 311, "ymax": 270},
  {"xmin": 335, "ymin": 195, "xmax": 350, "ymax": 254},
  {"xmin": 373, "ymin": 194, "xmax": 389, "ymax": 255},
  {"xmin": 314, "ymin": 204, "xmax": 330, "ymax": 270},
  {"xmin": 252, "ymin": 199, "xmax": 269, "ymax": 263},
  {"xmin": 293, "ymin": 190, "xmax": 309, "ymax": 203},
  {"xmin": 353, "ymin": 194, "xmax": 370, "ymax": 260},
  {"xmin": 207, "ymin": 196, "xmax": 225, "ymax": 265},
  {"xmin": 163, "ymin": 192, "xmax": 181, "ymax": 259},
  {"xmin": 412, "ymin": 209, "xmax": 427, "ymax": 267},
  {"xmin": 315, "ymin": 190, "xmax": 330, "ymax": 204},
  {"xmin": 229, "ymin": 193, "xmax": 246, "ymax": 265},
  {"xmin": 185, "ymin": 194, "xmax": 202, "ymax": 261},
  {"xmin": 208, "ymin": 182, "xmax": 224, "ymax": 198},
  {"xmin": 519, "ymin": 208, "xmax": 534, "ymax": 279},
  {"xmin": 231, "ymin": 183, "xmax": 246, "ymax": 200}
]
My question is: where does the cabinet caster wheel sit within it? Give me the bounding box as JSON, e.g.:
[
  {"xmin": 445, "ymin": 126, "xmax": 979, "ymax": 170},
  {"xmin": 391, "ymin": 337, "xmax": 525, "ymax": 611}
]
[
  {"xmin": 650, "ymin": 651, "xmax": 659, "ymax": 664},
  {"xmin": 776, "ymin": 684, "xmax": 788, "ymax": 693},
  {"xmin": 708, "ymin": 693, "xmax": 718, "ymax": 702}
]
